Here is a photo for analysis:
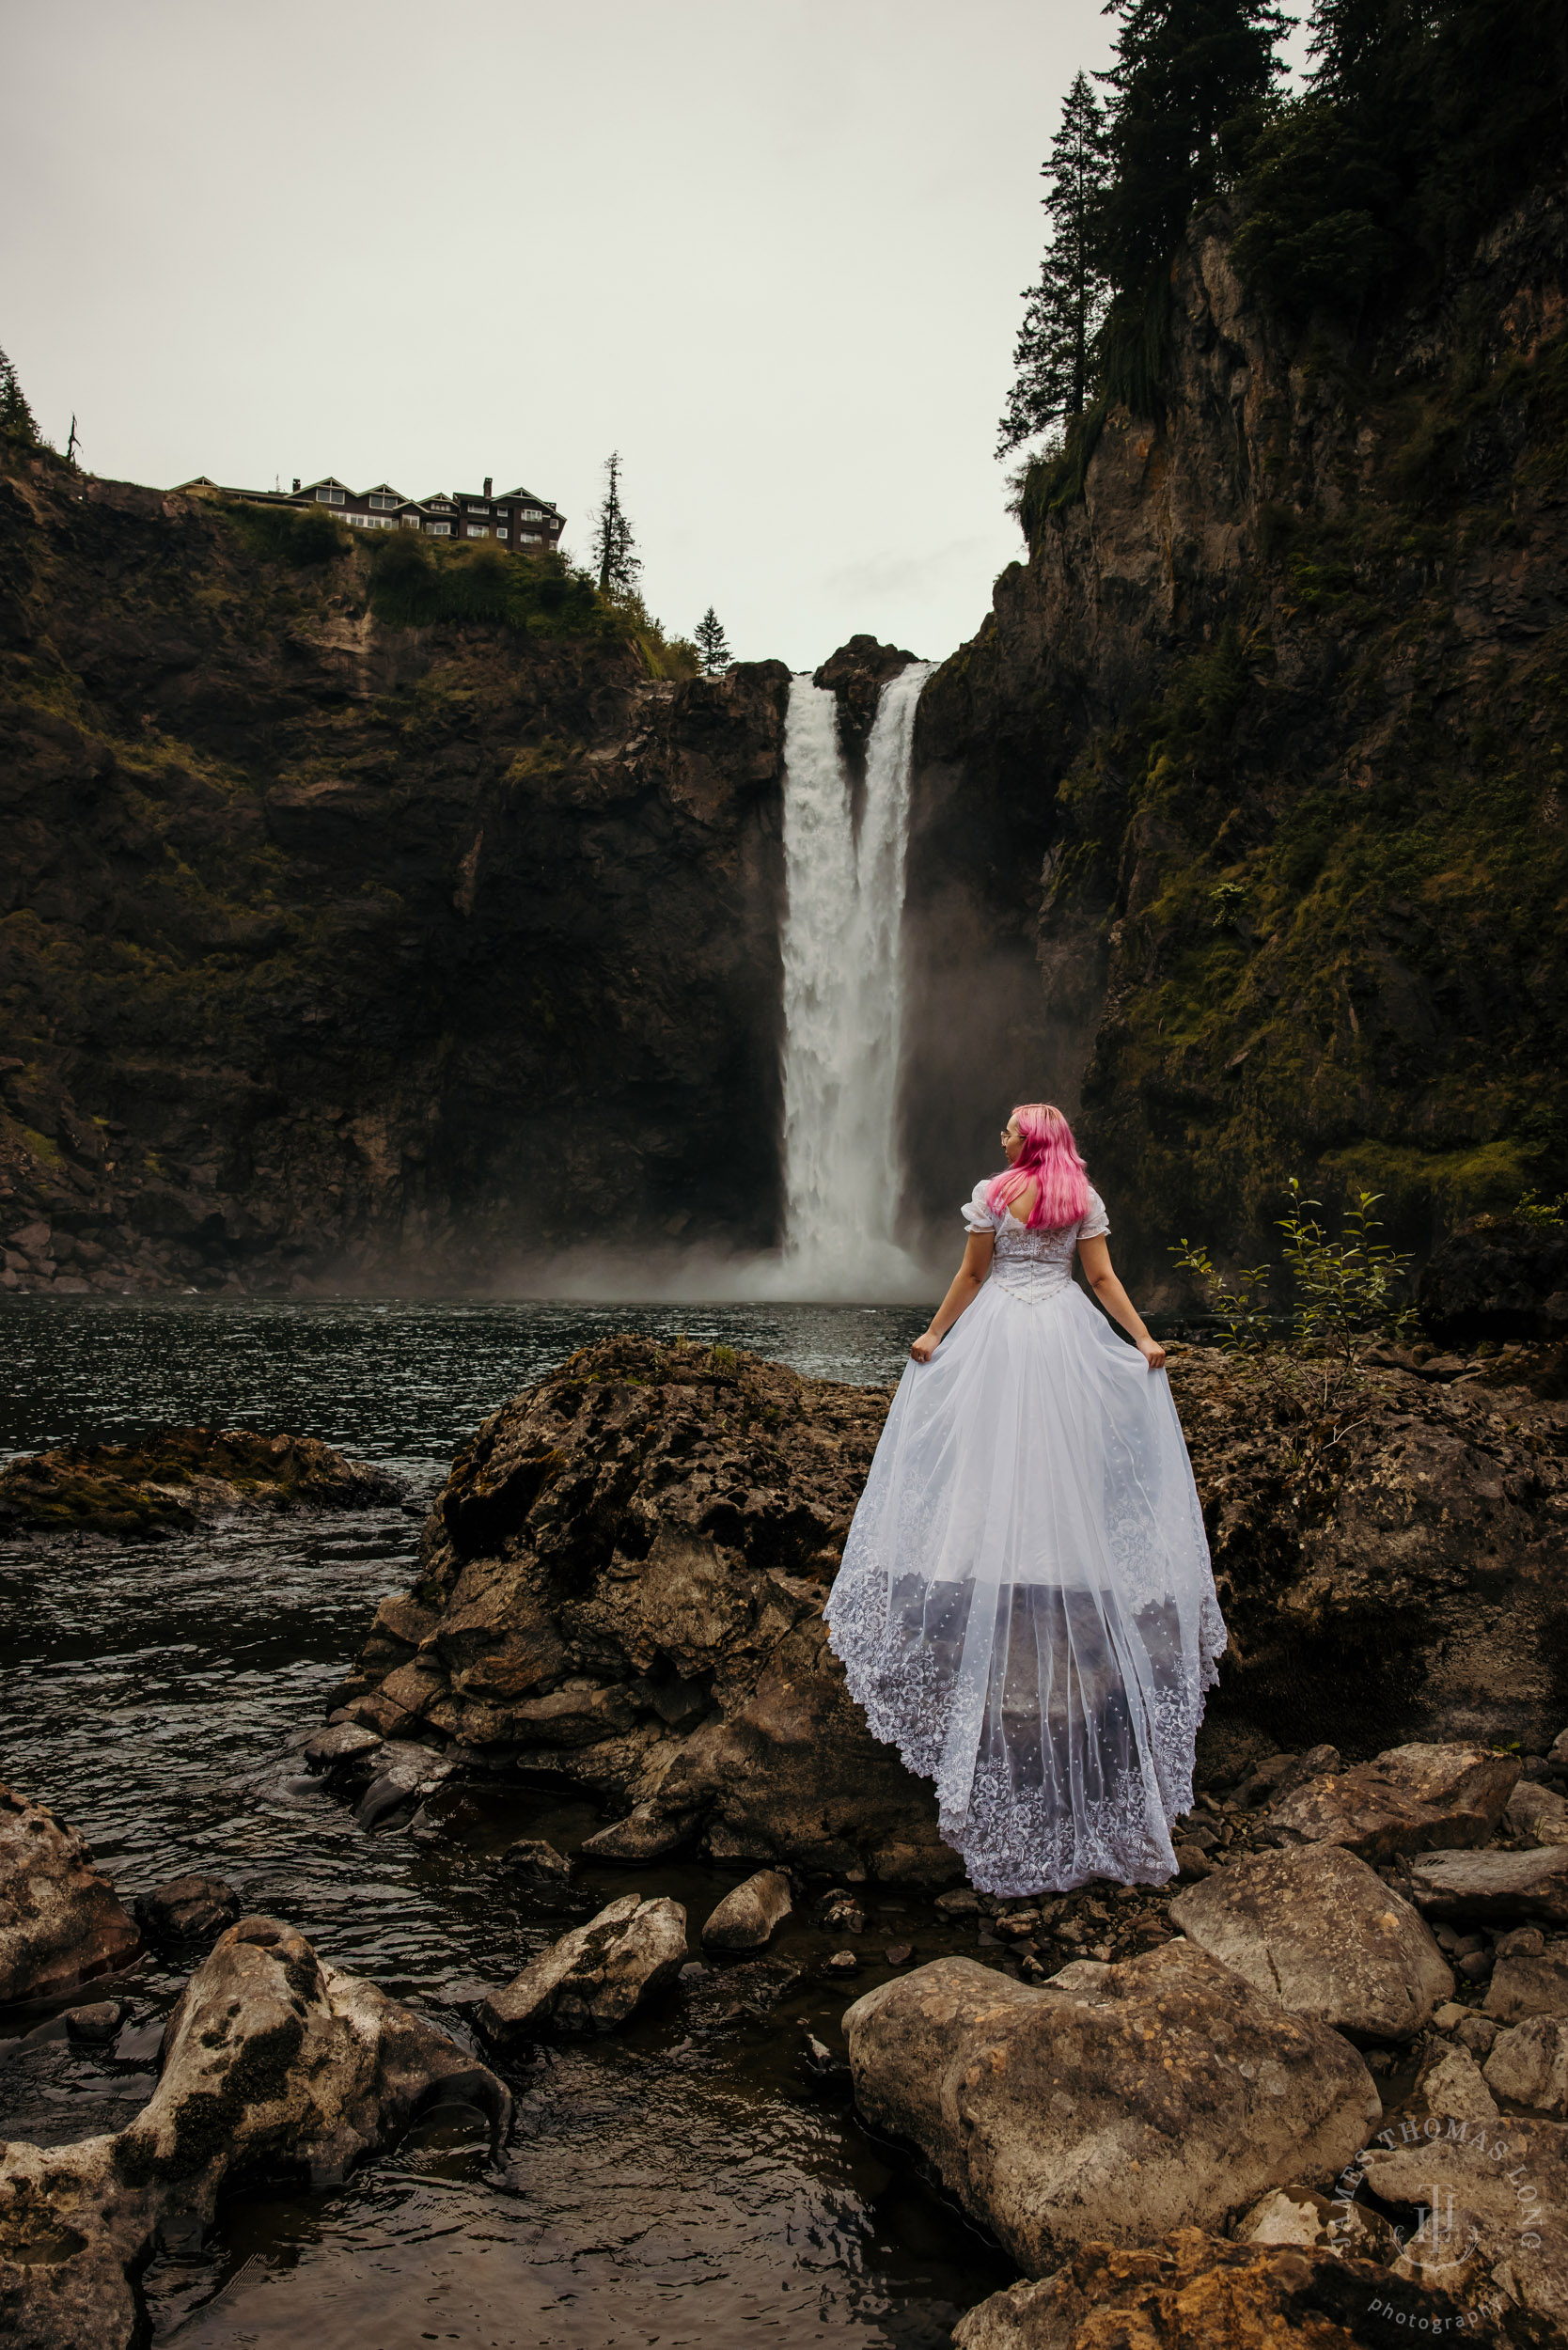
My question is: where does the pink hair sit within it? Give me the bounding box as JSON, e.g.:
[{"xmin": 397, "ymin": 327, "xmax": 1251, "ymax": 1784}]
[{"xmin": 985, "ymin": 1103, "xmax": 1090, "ymax": 1231}]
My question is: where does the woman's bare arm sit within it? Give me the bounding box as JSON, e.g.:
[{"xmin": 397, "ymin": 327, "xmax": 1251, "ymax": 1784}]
[
  {"xmin": 910, "ymin": 1231, "xmax": 995, "ymax": 1362},
  {"xmin": 1076, "ymin": 1235, "xmax": 1166, "ymax": 1369}
]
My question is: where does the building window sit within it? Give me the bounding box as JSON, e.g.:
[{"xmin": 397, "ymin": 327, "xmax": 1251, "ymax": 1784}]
[
  {"xmin": 494, "ymin": 527, "xmax": 509, "ymax": 539},
  {"xmin": 465, "ymin": 524, "xmax": 489, "ymax": 538},
  {"xmin": 426, "ymin": 521, "xmax": 452, "ymax": 536},
  {"xmin": 400, "ymin": 515, "xmax": 421, "ymax": 529},
  {"xmin": 315, "ymin": 486, "xmax": 345, "ymax": 505},
  {"xmin": 367, "ymin": 494, "xmax": 399, "ymax": 510},
  {"xmin": 520, "ymin": 531, "xmax": 542, "ymax": 543},
  {"xmin": 464, "ymin": 503, "xmax": 490, "ymax": 515},
  {"xmin": 344, "ymin": 511, "xmax": 394, "ymax": 529}
]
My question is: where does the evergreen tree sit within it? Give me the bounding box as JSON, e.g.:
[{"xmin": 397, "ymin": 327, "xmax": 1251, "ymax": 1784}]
[
  {"xmin": 592, "ymin": 449, "xmax": 641, "ymax": 597},
  {"xmin": 694, "ymin": 606, "xmax": 732, "ymax": 672},
  {"xmin": 997, "ymin": 72, "xmax": 1112, "ymax": 454},
  {"xmin": 1094, "ymin": 0, "xmax": 1292, "ymax": 304},
  {"xmin": 0, "ymin": 347, "xmax": 38, "ymax": 445}
]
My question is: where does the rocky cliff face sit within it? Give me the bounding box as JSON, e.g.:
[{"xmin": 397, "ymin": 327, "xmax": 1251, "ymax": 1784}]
[
  {"xmin": 909, "ymin": 186, "xmax": 1568, "ymax": 1286},
  {"xmin": 0, "ymin": 456, "xmax": 791, "ymax": 1292}
]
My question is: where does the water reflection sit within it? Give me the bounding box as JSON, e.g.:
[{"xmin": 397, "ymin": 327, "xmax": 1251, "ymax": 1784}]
[{"xmin": 1, "ymin": 1299, "xmax": 1008, "ymax": 2347}]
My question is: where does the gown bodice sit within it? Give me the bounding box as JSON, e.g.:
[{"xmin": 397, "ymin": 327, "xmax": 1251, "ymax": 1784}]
[{"xmin": 962, "ymin": 1179, "xmax": 1110, "ymax": 1303}]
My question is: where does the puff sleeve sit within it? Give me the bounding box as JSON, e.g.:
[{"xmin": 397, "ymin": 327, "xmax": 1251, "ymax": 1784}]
[
  {"xmin": 962, "ymin": 1180, "xmax": 1001, "ymax": 1234},
  {"xmin": 1079, "ymin": 1184, "xmax": 1111, "ymax": 1240}
]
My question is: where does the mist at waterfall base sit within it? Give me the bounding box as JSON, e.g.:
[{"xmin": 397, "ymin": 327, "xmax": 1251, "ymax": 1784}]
[{"xmin": 499, "ymin": 663, "xmax": 956, "ymax": 1309}]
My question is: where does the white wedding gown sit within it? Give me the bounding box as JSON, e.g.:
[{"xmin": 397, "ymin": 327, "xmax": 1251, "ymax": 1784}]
[{"xmin": 825, "ymin": 1183, "xmax": 1227, "ymax": 1896}]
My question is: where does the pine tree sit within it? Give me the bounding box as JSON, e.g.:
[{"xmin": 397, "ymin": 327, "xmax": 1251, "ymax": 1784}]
[
  {"xmin": 694, "ymin": 607, "xmax": 732, "ymax": 672},
  {"xmin": 592, "ymin": 449, "xmax": 641, "ymax": 597},
  {"xmin": 997, "ymin": 72, "xmax": 1112, "ymax": 454},
  {"xmin": 0, "ymin": 347, "xmax": 39, "ymax": 445},
  {"xmin": 1094, "ymin": 0, "xmax": 1292, "ymax": 304}
]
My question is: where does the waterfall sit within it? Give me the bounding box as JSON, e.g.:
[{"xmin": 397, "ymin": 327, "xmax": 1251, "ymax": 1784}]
[{"xmin": 763, "ymin": 661, "xmax": 933, "ymax": 1300}]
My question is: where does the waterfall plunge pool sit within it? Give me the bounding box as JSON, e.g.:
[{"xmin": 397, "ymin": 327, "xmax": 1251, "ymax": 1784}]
[{"xmin": 0, "ymin": 1294, "xmax": 1015, "ymax": 2350}]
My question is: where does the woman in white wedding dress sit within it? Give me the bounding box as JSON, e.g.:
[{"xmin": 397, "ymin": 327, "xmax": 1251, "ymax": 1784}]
[{"xmin": 824, "ymin": 1103, "xmax": 1226, "ymax": 1896}]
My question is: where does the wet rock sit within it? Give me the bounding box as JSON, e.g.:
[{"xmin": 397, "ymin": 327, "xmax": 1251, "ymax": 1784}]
[
  {"xmin": 934, "ymin": 1888, "xmax": 981, "ymax": 1918},
  {"xmin": 476, "ymin": 1893, "xmax": 687, "ymax": 2045},
  {"xmin": 949, "ymin": 2227, "xmax": 1491, "ymax": 2350},
  {"xmin": 825, "ymin": 1950, "xmax": 859, "ymax": 1975},
  {"xmin": 1411, "ymin": 1845, "xmax": 1568, "ymax": 1925},
  {"xmin": 842, "ymin": 1943, "xmax": 1379, "ymax": 2274},
  {"xmin": 501, "ymin": 1838, "xmax": 573, "ymax": 1885},
  {"xmin": 302, "ymin": 1721, "xmax": 384, "ymax": 1775},
  {"xmin": 345, "ymin": 1338, "xmax": 959, "ymax": 1886},
  {"xmin": 132, "ymin": 1874, "xmax": 242, "ymax": 1953},
  {"xmin": 0, "ymin": 1428, "xmax": 405, "ymax": 1539},
  {"xmin": 0, "ymin": 1784, "xmax": 141, "ymax": 2008},
  {"xmin": 1360, "ymin": 2117, "xmax": 1567, "ymax": 2339},
  {"xmin": 885, "ymin": 1942, "xmax": 914, "ymax": 1966},
  {"xmin": 0, "ymin": 1916, "xmax": 509, "ymax": 2350},
  {"xmin": 701, "ymin": 1870, "xmax": 792, "ymax": 1951},
  {"xmin": 63, "ymin": 1999, "xmax": 128, "ymax": 2044},
  {"xmin": 1508, "ymin": 1778, "xmax": 1568, "ymax": 1846},
  {"xmin": 1482, "ymin": 2016, "xmax": 1568, "ymax": 2114},
  {"xmin": 352, "ymin": 1741, "xmax": 453, "ymax": 1834},
  {"xmin": 812, "ymin": 635, "xmax": 917, "ymax": 767},
  {"xmin": 1484, "ymin": 1935, "xmax": 1568, "ymax": 2022},
  {"xmin": 1168, "ymin": 1843, "xmax": 1453, "ymax": 2042},
  {"xmin": 1268, "ymin": 1743, "xmax": 1519, "ymax": 1862}
]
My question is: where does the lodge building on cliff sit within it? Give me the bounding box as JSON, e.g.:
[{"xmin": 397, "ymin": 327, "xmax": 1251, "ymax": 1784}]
[{"xmin": 178, "ymin": 471, "xmax": 565, "ymax": 554}]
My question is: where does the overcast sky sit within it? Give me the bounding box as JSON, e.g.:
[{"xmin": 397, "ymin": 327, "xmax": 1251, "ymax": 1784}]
[{"xmin": 3, "ymin": 2, "xmax": 1307, "ymax": 672}]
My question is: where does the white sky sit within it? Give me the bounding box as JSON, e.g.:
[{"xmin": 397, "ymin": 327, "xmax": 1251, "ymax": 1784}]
[{"xmin": 3, "ymin": 1, "xmax": 1309, "ymax": 672}]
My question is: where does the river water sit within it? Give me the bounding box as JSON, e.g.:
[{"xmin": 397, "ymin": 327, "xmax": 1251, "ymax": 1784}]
[{"xmin": 0, "ymin": 1296, "xmax": 1014, "ymax": 2349}]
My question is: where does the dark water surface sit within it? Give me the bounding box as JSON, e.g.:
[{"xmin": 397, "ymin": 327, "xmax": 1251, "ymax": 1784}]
[{"xmin": 1, "ymin": 1298, "xmax": 1012, "ymax": 2348}]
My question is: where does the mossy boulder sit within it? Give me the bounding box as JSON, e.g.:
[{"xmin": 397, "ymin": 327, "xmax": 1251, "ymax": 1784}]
[{"xmin": 0, "ymin": 1427, "xmax": 405, "ymax": 1537}]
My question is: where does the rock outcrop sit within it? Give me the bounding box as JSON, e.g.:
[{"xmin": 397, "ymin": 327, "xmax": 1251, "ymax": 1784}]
[
  {"xmin": 841, "ymin": 1943, "xmax": 1379, "ymax": 2273},
  {"xmin": 337, "ymin": 1335, "xmax": 961, "ymax": 1885},
  {"xmin": 130, "ymin": 1874, "xmax": 242, "ymax": 1953},
  {"xmin": 0, "ymin": 445, "xmax": 793, "ymax": 1292},
  {"xmin": 812, "ymin": 634, "xmax": 917, "ymax": 768},
  {"xmin": 0, "ymin": 1429, "xmax": 405, "ymax": 1538},
  {"xmin": 0, "ymin": 1787, "xmax": 141, "ymax": 2009},
  {"xmin": 906, "ymin": 185, "xmax": 1568, "ymax": 1280},
  {"xmin": 1419, "ymin": 1216, "xmax": 1568, "ymax": 1349},
  {"xmin": 700, "ymin": 1869, "xmax": 792, "ymax": 1950},
  {"xmin": 0, "ymin": 1915, "xmax": 510, "ymax": 2349}
]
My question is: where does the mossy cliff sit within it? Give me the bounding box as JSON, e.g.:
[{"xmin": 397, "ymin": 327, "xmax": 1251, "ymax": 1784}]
[
  {"xmin": 912, "ymin": 183, "xmax": 1568, "ymax": 1288},
  {"xmin": 0, "ymin": 456, "xmax": 789, "ymax": 1292}
]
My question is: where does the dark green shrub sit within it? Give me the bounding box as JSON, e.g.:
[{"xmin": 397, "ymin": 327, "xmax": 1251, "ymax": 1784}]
[{"xmin": 225, "ymin": 500, "xmax": 348, "ymax": 567}]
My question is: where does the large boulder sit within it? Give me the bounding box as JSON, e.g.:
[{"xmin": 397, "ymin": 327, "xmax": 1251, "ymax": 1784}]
[
  {"xmin": 476, "ymin": 1893, "xmax": 687, "ymax": 2045},
  {"xmin": 1410, "ymin": 1846, "xmax": 1568, "ymax": 1925},
  {"xmin": 950, "ymin": 2227, "xmax": 1497, "ymax": 2349},
  {"xmin": 1267, "ymin": 1744, "xmax": 1518, "ymax": 1861},
  {"xmin": 812, "ymin": 634, "xmax": 917, "ymax": 766},
  {"xmin": 1168, "ymin": 1843, "xmax": 1452, "ymax": 2041},
  {"xmin": 1418, "ymin": 1214, "xmax": 1568, "ymax": 1347},
  {"xmin": 0, "ymin": 1916, "xmax": 509, "ymax": 2350},
  {"xmin": 841, "ymin": 1943, "xmax": 1379, "ymax": 2276},
  {"xmin": 337, "ymin": 1338, "xmax": 960, "ymax": 1885},
  {"xmin": 0, "ymin": 1428, "xmax": 405, "ymax": 1539},
  {"xmin": 1483, "ymin": 2016, "xmax": 1568, "ymax": 2115},
  {"xmin": 0, "ymin": 1786, "xmax": 141, "ymax": 2008}
]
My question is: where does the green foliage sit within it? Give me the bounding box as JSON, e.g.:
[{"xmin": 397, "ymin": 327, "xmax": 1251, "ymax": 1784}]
[
  {"xmin": 1229, "ymin": 97, "xmax": 1399, "ymax": 313},
  {"xmin": 226, "ymin": 501, "xmax": 348, "ymax": 568},
  {"xmin": 694, "ymin": 606, "xmax": 732, "ymax": 672},
  {"xmin": 1515, "ymin": 1191, "xmax": 1568, "ymax": 1229},
  {"xmin": 1277, "ymin": 1180, "xmax": 1416, "ymax": 1362},
  {"xmin": 1094, "ymin": 0, "xmax": 1291, "ymax": 304},
  {"xmin": 367, "ymin": 533, "xmax": 608, "ymax": 636},
  {"xmin": 1017, "ymin": 400, "xmax": 1109, "ymax": 540},
  {"xmin": 0, "ymin": 346, "xmax": 39, "ymax": 445},
  {"xmin": 593, "ymin": 450, "xmax": 640, "ymax": 596},
  {"xmin": 999, "ymin": 71, "xmax": 1112, "ymax": 454}
]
